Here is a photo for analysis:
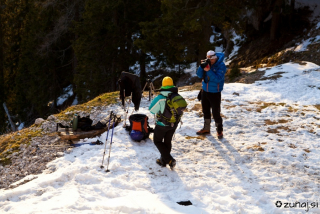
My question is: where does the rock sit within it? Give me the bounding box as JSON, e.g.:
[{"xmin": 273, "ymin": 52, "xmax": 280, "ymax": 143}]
[
  {"xmin": 12, "ymin": 152, "xmax": 19, "ymax": 157},
  {"xmin": 49, "ymin": 137, "xmax": 60, "ymax": 144},
  {"xmin": 65, "ymin": 148, "xmax": 73, "ymax": 154},
  {"xmin": 41, "ymin": 121, "xmax": 57, "ymax": 133},
  {"xmin": 35, "ymin": 118, "xmax": 45, "ymax": 125},
  {"xmin": 20, "ymin": 144, "xmax": 27, "ymax": 149},
  {"xmin": 56, "ymin": 152, "xmax": 64, "ymax": 157},
  {"xmin": 47, "ymin": 115, "xmax": 56, "ymax": 121}
]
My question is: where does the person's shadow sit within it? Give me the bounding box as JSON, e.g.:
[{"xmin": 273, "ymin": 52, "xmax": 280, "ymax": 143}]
[
  {"xmin": 209, "ymin": 136, "xmax": 273, "ymax": 210},
  {"xmin": 133, "ymin": 133, "xmax": 211, "ymax": 213}
]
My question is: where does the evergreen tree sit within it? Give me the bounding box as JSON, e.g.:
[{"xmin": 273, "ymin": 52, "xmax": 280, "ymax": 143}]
[
  {"xmin": 137, "ymin": 0, "xmax": 245, "ymax": 66},
  {"xmin": 1, "ymin": 0, "xmax": 30, "ymax": 126},
  {"xmin": 73, "ymin": 0, "xmax": 161, "ymax": 102},
  {"xmin": 13, "ymin": 0, "xmax": 78, "ymax": 124},
  {"xmin": 0, "ymin": 0, "xmax": 83, "ymax": 126}
]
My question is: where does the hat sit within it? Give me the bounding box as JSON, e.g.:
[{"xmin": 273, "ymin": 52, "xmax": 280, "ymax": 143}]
[
  {"xmin": 161, "ymin": 76, "xmax": 174, "ymax": 89},
  {"xmin": 207, "ymin": 50, "xmax": 217, "ymax": 60},
  {"xmin": 207, "ymin": 50, "xmax": 216, "ymax": 56}
]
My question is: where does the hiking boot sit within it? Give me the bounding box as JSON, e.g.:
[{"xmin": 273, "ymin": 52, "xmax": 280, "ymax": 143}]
[
  {"xmin": 217, "ymin": 131, "xmax": 223, "ymax": 139},
  {"xmin": 196, "ymin": 119, "xmax": 211, "ymax": 135},
  {"xmin": 196, "ymin": 129, "xmax": 210, "ymax": 135},
  {"xmin": 168, "ymin": 159, "xmax": 176, "ymax": 170},
  {"xmin": 156, "ymin": 157, "xmax": 166, "ymax": 167}
]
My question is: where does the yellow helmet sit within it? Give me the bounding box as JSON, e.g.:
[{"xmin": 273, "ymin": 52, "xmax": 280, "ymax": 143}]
[{"xmin": 162, "ymin": 76, "xmax": 174, "ymax": 89}]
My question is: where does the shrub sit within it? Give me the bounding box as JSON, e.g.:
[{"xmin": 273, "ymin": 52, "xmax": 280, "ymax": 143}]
[{"xmin": 228, "ymin": 65, "xmax": 241, "ymax": 81}]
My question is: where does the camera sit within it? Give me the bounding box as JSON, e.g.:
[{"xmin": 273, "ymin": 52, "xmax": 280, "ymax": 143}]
[
  {"xmin": 147, "ymin": 75, "xmax": 153, "ymax": 83},
  {"xmin": 200, "ymin": 59, "xmax": 211, "ymax": 68}
]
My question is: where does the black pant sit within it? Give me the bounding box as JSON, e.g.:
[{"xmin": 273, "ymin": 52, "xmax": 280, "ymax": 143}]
[
  {"xmin": 153, "ymin": 124, "xmax": 177, "ymax": 164},
  {"xmin": 201, "ymin": 90, "xmax": 223, "ymax": 132}
]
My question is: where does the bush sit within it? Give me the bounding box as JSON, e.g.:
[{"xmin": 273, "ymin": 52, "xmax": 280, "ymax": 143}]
[{"xmin": 227, "ymin": 65, "xmax": 241, "ymax": 81}]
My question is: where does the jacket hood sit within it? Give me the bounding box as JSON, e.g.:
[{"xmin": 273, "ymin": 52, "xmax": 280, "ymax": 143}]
[
  {"xmin": 160, "ymin": 86, "xmax": 178, "ymax": 97},
  {"xmin": 215, "ymin": 52, "xmax": 225, "ymax": 66}
]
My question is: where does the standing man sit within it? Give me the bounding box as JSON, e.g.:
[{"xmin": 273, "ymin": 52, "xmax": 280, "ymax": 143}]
[
  {"xmin": 196, "ymin": 50, "xmax": 226, "ymax": 139},
  {"xmin": 149, "ymin": 76, "xmax": 181, "ymax": 170}
]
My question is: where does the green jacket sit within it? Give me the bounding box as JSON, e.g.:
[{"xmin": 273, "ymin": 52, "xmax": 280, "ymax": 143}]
[{"xmin": 149, "ymin": 87, "xmax": 177, "ymax": 126}]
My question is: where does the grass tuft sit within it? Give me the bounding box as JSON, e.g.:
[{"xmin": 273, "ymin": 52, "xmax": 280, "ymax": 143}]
[
  {"xmin": 247, "ymin": 144, "xmax": 265, "ymax": 152},
  {"xmin": 304, "ymin": 149, "xmax": 311, "ymax": 153},
  {"xmin": 0, "ymin": 128, "xmax": 42, "ymax": 166},
  {"xmin": 55, "ymin": 92, "xmax": 119, "ymax": 121},
  {"xmin": 265, "ymin": 119, "xmax": 290, "ymax": 125},
  {"xmin": 185, "ymin": 135, "xmax": 206, "ymax": 140},
  {"xmin": 289, "ymin": 144, "xmax": 297, "ymax": 149}
]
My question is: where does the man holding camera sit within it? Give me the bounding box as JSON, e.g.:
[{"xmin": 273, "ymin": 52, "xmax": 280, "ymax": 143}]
[{"xmin": 196, "ymin": 50, "xmax": 226, "ymax": 139}]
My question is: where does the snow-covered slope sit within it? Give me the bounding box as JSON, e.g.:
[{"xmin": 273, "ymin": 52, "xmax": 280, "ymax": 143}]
[{"xmin": 0, "ymin": 62, "xmax": 320, "ymax": 213}]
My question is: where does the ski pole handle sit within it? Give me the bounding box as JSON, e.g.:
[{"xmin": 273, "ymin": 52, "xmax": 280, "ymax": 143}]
[
  {"xmin": 106, "ymin": 111, "xmax": 113, "ymax": 141},
  {"xmin": 110, "ymin": 116, "xmax": 116, "ymax": 144}
]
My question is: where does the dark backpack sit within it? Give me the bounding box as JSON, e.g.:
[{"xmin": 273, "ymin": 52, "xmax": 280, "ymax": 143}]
[
  {"xmin": 125, "ymin": 114, "xmax": 153, "ymax": 141},
  {"xmin": 73, "ymin": 116, "xmax": 106, "ymax": 131},
  {"xmin": 157, "ymin": 92, "xmax": 188, "ymax": 126},
  {"xmin": 76, "ymin": 116, "xmax": 93, "ymax": 131},
  {"xmin": 57, "ymin": 116, "xmax": 107, "ymax": 132}
]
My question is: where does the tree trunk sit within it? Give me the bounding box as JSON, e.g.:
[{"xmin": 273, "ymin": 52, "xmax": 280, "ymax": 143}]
[
  {"xmin": 73, "ymin": 1, "xmax": 80, "ymax": 76},
  {"xmin": 0, "ymin": 1, "xmax": 3, "ymax": 91},
  {"xmin": 291, "ymin": 0, "xmax": 295, "ymax": 9},
  {"xmin": 223, "ymin": 30, "xmax": 234, "ymax": 59},
  {"xmin": 72, "ymin": 1, "xmax": 80, "ymax": 98},
  {"xmin": 270, "ymin": 0, "xmax": 283, "ymax": 40},
  {"xmin": 0, "ymin": 1, "xmax": 3, "ymax": 80},
  {"xmin": 197, "ymin": 21, "xmax": 211, "ymax": 66},
  {"xmin": 139, "ymin": 51, "xmax": 146, "ymax": 87},
  {"xmin": 0, "ymin": 1, "xmax": 5, "ymax": 132},
  {"xmin": 289, "ymin": 0, "xmax": 295, "ymax": 29},
  {"xmin": 111, "ymin": 58, "xmax": 116, "ymax": 91}
]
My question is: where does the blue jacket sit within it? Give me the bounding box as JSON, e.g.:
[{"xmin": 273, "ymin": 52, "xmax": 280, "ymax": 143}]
[{"xmin": 196, "ymin": 52, "xmax": 226, "ymax": 93}]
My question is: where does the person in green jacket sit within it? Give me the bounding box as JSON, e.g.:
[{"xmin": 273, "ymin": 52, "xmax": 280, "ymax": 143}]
[{"xmin": 149, "ymin": 76, "xmax": 179, "ymax": 170}]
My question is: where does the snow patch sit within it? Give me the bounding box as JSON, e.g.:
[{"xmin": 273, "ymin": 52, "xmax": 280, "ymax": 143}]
[{"xmin": 56, "ymin": 85, "xmax": 73, "ymax": 106}]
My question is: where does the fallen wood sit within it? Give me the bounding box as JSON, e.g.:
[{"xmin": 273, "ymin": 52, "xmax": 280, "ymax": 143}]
[
  {"xmin": 37, "ymin": 144, "xmax": 74, "ymax": 148},
  {"xmin": 58, "ymin": 119, "xmax": 120, "ymax": 141},
  {"xmin": 3, "ymin": 102, "xmax": 16, "ymax": 132}
]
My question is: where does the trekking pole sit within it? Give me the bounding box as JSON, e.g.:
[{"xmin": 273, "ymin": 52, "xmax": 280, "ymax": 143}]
[
  {"xmin": 123, "ymin": 99, "xmax": 131, "ymax": 128},
  {"xmin": 123, "ymin": 106, "xmax": 128, "ymax": 128},
  {"xmin": 105, "ymin": 116, "xmax": 116, "ymax": 173},
  {"xmin": 100, "ymin": 111, "xmax": 113, "ymax": 169}
]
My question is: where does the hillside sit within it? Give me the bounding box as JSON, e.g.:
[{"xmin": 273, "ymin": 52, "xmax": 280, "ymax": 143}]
[
  {"xmin": 0, "ymin": 61, "xmax": 320, "ymax": 213},
  {"xmin": 231, "ymin": 22, "xmax": 320, "ymax": 67},
  {"xmin": 0, "ymin": 92, "xmax": 119, "ymax": 188}
]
